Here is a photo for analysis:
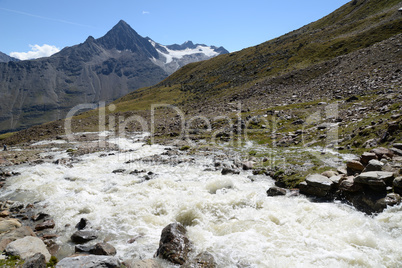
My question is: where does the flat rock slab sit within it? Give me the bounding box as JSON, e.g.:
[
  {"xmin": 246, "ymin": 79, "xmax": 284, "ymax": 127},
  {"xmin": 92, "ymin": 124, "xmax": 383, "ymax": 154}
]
[
  {"xmin": 355, "ymin": 171, "xmax": 394, "ymax": 186},
  {"xmin": 305, "ymin": 174, "xmax": 334, "ymax": 190},
  {"xmin": 56, "ymin": 255, "xmax": 121, "ymax": 268},
  {"xmin": 5, "ymin": 236, "xmax": 51, "ymax": 262}
]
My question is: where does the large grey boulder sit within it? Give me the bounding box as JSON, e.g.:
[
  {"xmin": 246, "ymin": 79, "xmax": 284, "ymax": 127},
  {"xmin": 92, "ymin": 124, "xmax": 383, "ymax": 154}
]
[
  {"xmin": 155, "ymin": 223, "xmax": 192, "ymax": 265},
  {"xmin": 354, "ymin": 171, "xmax": 394, "ymax": 188},
  {"xmin": 5, "ymin": 236, "xmax": 51, "ymax": 262},
  {"xmin": 56, "ymin": 255, "xmax": 121, "ymax": 268},
  {"xmin": 0, "ymin": 226, "xmax": 36, "ymax": 251},
  {"xmin": 363, "ymin": 159, "xmax": 384, "ymax": 172},
  {"xmin": 299, "ymin": 174, "xmax": 334, "ymax": 198}
]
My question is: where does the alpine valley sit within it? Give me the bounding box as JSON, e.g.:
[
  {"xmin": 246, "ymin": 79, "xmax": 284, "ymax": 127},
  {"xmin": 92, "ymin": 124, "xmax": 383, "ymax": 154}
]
[{"xmin": 0, "ymin": 20, "xmax": 228, "ymax": 133}]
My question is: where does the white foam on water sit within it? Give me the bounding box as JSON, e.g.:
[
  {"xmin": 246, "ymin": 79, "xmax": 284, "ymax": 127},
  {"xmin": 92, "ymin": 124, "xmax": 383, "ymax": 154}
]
[{"xmin": 2, "ymin": 136, "xmax": 402, "ymax": 267}]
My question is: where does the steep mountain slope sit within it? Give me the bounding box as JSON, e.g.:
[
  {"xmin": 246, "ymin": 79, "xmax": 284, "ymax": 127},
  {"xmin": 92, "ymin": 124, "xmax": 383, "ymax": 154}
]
[
  {"xmin": 0, "ymin": 51, "xmax": 18, "ymax": 63},
  {"xmin": 0, "ymin": 20, "xmax": 227, "ymax": 133}
]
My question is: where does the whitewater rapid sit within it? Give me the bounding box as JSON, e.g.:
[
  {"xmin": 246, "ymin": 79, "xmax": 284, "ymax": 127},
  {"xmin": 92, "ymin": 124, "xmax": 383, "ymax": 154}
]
[{"xmin": 1, "ymin": 134, "xmax": 402, "ymax": 267}]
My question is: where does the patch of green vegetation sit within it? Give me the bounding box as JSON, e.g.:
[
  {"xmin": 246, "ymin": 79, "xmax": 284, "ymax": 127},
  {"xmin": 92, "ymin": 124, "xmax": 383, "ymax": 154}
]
[
  {"xmin": 179, "ymin": 145, "xmax": 191, "ymax": 151},
  {"xmin": 0, "ymin": 255, "xmax": 25, "ymax": 267},
  {"xmin": 0, "ymin": 132, "xmax": 16, "ymax": 141},
  {"xmin": 47, "ymin": 256, "xmax": 58, "ymax": 267}
]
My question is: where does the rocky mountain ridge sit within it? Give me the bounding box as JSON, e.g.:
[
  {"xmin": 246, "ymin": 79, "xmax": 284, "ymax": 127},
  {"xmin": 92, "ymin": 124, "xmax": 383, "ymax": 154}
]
[
  {"xmin": 0, "ymin": 20, "xmax": 227, "ymax": 134},
  {"xmin": 0, "ymin": 52, "xmax": 18, "ymax": 63}
]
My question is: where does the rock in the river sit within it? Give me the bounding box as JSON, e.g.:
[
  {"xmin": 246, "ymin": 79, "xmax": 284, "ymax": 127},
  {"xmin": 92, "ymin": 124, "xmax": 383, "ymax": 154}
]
[
  {"xmin": 346, "ymin": 160, "xmax": 364, "ymax": 174},
  {"xmin": 266, "ymin": 186, "xmax": 286, "ymax": 196},
  {"xmin": 75, "ymin": 218, "xmax": 88, "ymax": 230},
  {"xmin": 155, "ymin": 223, "xmax": 192, "ymax": 265},
  {"xmin": 221, "ymin": 168, "xmax": 240, "ymax": 175},
  {"xmin": 360, "ymin": 152, "xmax": 378, "ymax": 166},
  {"xmin": 393, "ymin": 177, "xmax": 402, "ymax": 195},
  {"xmin": 370, "ymin": 147, "xmax": 394, "ymax": 160},
  {"xmin": 0, "ymin": 226, "xmax": 36, "ymax": 251},
  {"xmin": 242, "ymin": 161, "xmax": 254, "ymax": 170},
  {"xmin": 299, "ymin": 174, "xmax": 334, "ymax": 198},
  {"xmin": 5, "ymin": 236, "xmax": 51, "ymax": 262},
  {"xmin": 22, "ymin": 253, "xmax": 47, "ymax": 268},
  {"xmin": 56, "ymin": 255, "xmax": 121, "ymax": 268},
  {"xmin": 71, "ymin": 230, "xmax": 98, "ymax": 244},
  {"xmin": 125, "ymin": 259, "xmax": 162, "ymax": 268},
  {"xmin": 374, "ymin": 193, "xmax": 401, "ymax": 212},
  {"xmin": 90, "ymin": 242, "xmax": 117, "ymax": 256},
  {"xmin": 0, "ymin": 219, "xmax": 22, "ymax": 234},
  {"xmin": 321, "ymin": 170, "xmax": 337, "ymax": 178},
  {"xmin": 363, "ymin": 159, "xmax": 384, "ymax": 172},
  {"xmin": 183, "ymin": 252, "xmax": 217, "ymax": 268},
  {"xmin": 354, "ymin": 171, "xmax": 394, "ymax": 188},
  {"xmin": 35, "ymin": 219, "xmax": 55, "ymax": 231}
]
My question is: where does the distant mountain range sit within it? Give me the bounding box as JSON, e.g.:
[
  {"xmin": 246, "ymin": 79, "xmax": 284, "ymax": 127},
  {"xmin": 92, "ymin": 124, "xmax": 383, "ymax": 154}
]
[{"xmin": 0, "ymin": 20, "xmax": 228, "ymax": 133}]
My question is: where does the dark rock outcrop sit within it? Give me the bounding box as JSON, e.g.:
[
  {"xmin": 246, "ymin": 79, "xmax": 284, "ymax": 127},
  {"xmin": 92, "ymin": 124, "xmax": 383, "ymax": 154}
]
[
  {"xmin": 155, "ymin": 223, "xmax": 192, "ymax": 265},
  {"xmin": 71, "ymin": 230, "xmax": 98, "ymax": 244}
]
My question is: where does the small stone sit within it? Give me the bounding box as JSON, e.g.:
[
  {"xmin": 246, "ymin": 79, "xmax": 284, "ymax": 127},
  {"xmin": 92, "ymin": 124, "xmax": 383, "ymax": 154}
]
[
  {"xmin": 125, "ymin": 259, "xmax": 162, "ymax": 268},
  {"xmin": 112, "ymin": 169, "xmax": 126, "ymax": 174},
  {"xmin": 183, "ymin": 252, "xmax": 217, "ymax": 268},
  {"xmin": 242, "ymin": 161, "xmax": 254, "ymax": 170},
  {"xmin": 90, "ymin": 242, "xmax": 117, "ymax": 256},
  {"xmin": 267, "ymin": 186, "xmax": 286, "ymax": 196},
  {"xmin": 221, "ymin": 168, "xmax": 240, "ymax": 175},
  {"xmin": 0, "ymin": 210, "xmax": 10, "ymax": 217},
  {"xmin": 35, "ymin": 220, "xmax": 55, "ymax": 231},
  {"xmin": 339, "ymin": 177, "xmax": 363, "ymax": 192},
  {"xmin": 0, "ymin": 219, "xmax": 22, "ymax": 234}
]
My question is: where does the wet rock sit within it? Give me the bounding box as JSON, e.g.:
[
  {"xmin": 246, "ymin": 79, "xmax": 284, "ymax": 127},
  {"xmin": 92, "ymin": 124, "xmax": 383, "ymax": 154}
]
[
  {"xmin": 370, "ymin": 147, "xmax": 394, "ymax": 160},
  {"xmin": 156, "ymin": 223, "xmax": 192, "ymax": 265},
  {"xmin": 5, "ymin": 236, "xmax": 51, "ymax": 262},
  {"xmin": 35, "ymin": 219, "xmax": 55, "ymax": 231},
  {"xmin": 0, "ymin": 226, "xmax": 36, "ymax": 251},
  {"xmin": 346, "ymin": 160, "xmax": 364, "ymax": 174},
  {"xmin": 221, "ymin": 168, "xmax": 240, "ymax": 175},
  {"xmin": 22, "ymin": 252, "xmax": 47, "ymax": 268},
  {"xmin": 0, "ymin": 219, "xmax": 22, "ymax": 234},
  {"xmin": 75, "ymin": 218, "xmax": 88, "ymax": 230},
  {"xmin": 183, "ymin": 252, "xmax": 217, "ymax": 268},
  {"xmin": 266, "ymin": 186, "xmax": 286, "ymax": 196},
  {"xmin": 125, "ymin": 259, "xmax": 162, "ymax": 268},
  {"xmin": 329, "ymin": 175, "xmax": 344, "ymax": 186},
  {"xmin": 112, "ymin": 169, "xmax": 126, "ymax": 174},
  {"xmin": 32, "ymin": 213, "xmax": 49, "ymax": 221},
  {"xmin": 299, "ymin": 174, "xmax": 334, "ymax": 198},
  {"xmin": 71, "ymin": 230, "xmax": 98, "ymax": 244},
  {"xmin": 374, "ymin": 193, "xmax": 401, "ymax": 212},
  {"xmin": 393, "ymin": 177, "xmax": 402, "ymax": 195},
  {"xmin": 363, "ymin": 159, "xmax": 384, "ymax": 172},
  {"xmin": 90, "ymin": 242, "xmax": 117, "ymax": 256},
  {"xmin": 0, "ymin": 210, "xmax": 10, "ymax": 217},
  {"xmin": 56, "ymin": 255, "xmax": 121, "ymax": 268},
  {"xmin": 360, "ymin": 152, "xmax": 378, "ymax": 166},
  {"xmin": 75, "ymin": 244, "xmax": 94, "ymax": 253},
  {"xmin": 337, "ymin": 166, "xmax": 347, "ymax": 175}
]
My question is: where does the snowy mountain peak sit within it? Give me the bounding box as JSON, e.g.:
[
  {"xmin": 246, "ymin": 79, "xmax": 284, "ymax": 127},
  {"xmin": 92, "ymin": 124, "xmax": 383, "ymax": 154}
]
[{"xmin": 148, "ymin": 39, "xmax": 228, "ymax": 75}]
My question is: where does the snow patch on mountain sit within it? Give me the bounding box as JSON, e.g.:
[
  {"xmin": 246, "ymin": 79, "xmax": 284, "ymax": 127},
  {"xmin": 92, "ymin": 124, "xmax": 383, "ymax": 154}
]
[{"xmin": 148, "ymin": 39, "xmax": 227, "ymax": 75}]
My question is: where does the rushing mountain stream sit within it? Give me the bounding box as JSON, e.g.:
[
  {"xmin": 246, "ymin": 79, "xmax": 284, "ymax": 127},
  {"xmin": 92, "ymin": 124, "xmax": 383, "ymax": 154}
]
[{"xmin": 1, "ymin": 133, "xmax": 401, "ymax": 267}]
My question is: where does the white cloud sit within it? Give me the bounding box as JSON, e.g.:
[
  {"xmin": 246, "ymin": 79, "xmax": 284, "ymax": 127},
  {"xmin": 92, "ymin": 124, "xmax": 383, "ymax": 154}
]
[
  {"xmin": 142, "ymin": 11, "xmax": 150, "ymax": 15},
  {"xmin": 10, "ymin": 44, "xmax": 60, "ymax": 60}
]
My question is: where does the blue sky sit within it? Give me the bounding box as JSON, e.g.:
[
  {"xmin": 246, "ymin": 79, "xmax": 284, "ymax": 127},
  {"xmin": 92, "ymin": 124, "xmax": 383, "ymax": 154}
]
[{"xmin": 0, "ymin": 0, "xmax": 350, "ymax": 59}]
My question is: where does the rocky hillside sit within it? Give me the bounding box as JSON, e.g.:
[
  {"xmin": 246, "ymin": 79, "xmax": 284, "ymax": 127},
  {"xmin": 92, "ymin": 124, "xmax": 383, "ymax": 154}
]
[
  {"xmin": 0, "ymin": 20, "xmax": 227, "ymax": 134},
  {"xmin": 0, "ymin": 52, "xmax": 18, "ymax": 63}
]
